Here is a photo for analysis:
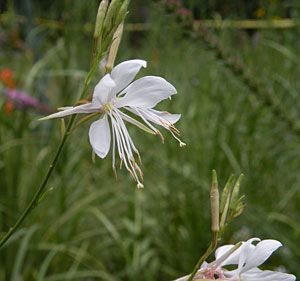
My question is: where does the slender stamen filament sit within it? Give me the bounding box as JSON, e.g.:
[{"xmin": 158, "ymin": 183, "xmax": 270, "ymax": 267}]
[
  {"xmin": 170, "ymin": 130, "xmax": 186, "ymax": 147},
  {"xmin": 132, "ymin": 107, "xmax": 185, "ymax": 147},
  {"xmin": 114, "ymin": 109, "xmax": 141, "ymax": 157},
  {"xmin": 109, "ymin": 111, "xmax": 117, "ymax": 175},
  {"xmin": 125, "ymin": 107, "xmax": 165, "ymax": 143},
  {"xmin": 109, "ymin": 110, "xmax": 143, "ymax": 187}
]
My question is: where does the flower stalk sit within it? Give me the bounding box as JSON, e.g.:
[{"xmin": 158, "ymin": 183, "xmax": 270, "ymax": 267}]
[
  {"xmin": 186, "ymin": 171, "xmax": 220, "ymax": 281},
  {"xmin": 186, "ymin": 241, "xmax": 218, "ymax": 281},
  {"xmin": 0, "ymin": 0, "xmax": 126, "ymax": 249},
  {"xmin": 0, "ymin": 52, "xmax": 102, "ymax": 249}
]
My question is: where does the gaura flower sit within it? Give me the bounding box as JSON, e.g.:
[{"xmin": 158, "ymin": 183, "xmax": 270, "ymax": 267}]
[
  {"xmin": 223, "ymin": 238, "xmax": 296, "ymax": 281},
  {"xmin": 175, "ymin": 238, "xmax": 296, "ymax": 281},
  {"xmin": 41, "ymin": 59, "xmax": 184, "ymax": 187},
  {"xmin": 175, "ymin": 241, "xmax": 241, "ymax": 281}
]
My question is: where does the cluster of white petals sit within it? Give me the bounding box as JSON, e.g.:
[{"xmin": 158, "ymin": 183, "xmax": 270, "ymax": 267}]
[
  {"xmin": 42, "ymin": 59, "xmax": 184, "ymax": 187},
  {"xmin": 176, "ymin": 238, "xmax": 296, "ymax": 281}
]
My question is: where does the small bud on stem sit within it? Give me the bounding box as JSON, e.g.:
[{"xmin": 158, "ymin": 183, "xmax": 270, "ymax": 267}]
[
  {"xmin": 230, "ymin": 173, "xmax": 244, "ymax": 205},
  {"xmin": 103, "ymin": 0, "xmax": 122, "ymax": 34},
  {"xmin": 210, "ymin": 170, "xmax": 219, "ymax": 233},
  {"xmin": 94, "ymin": 0, "xmax": 109, "ymax": 39},
  {"xmin": 106, "ymin": 23, "xmax": 124, "ymax": 72},
  {"xmin": 115, "ymin": 0, "xmax": 129, "ymax": 27},
  {"xmin": 220, "ymin": 174, "xmax": 234, "ymax": 214}
]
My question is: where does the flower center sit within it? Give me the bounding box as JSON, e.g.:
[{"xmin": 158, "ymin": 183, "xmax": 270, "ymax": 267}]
[
  {"xmin": 103, "ymin": 102, "xmax": 113, "ymax": 113},
  {"xmin": 200, "ymin": 267, "xmax": 225, "ymax": 279}
]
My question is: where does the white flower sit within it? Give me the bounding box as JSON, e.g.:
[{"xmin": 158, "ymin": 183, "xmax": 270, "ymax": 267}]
[
  {"xmin": 41, "ymin": 59, "xmax": 184, "ymax": 187},
  {"xmin": 223, "ymin": 238, "xmax": 296, "ymax": 281},
  {"xmin": 175, "ymin": 238, "xmax": 296, "ymax": 281},
  {"xmin": 174, "ymin": 243, "xmax": 241, "ymax": 280}
]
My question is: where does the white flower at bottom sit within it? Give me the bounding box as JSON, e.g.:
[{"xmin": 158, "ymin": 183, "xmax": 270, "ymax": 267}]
[
  {"xmin": 175, "ymin": 238, "xmax": 296, "ymax": 281},
  {"xmin": 224, "ymin": 238, "xmax": 296, "ymax": 281},
  {"xmin": 41, "ymin": 59, "xmax": 184, "ymax": 187},
  {"xmin": 175, "ymin": 242, "xmax": 241, "ymax": 281}
]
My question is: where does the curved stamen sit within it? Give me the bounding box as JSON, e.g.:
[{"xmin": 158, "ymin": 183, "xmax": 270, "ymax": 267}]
[
  {"xmin": 109, "ymin": 110, "xmax": 143, "ymax": 187},
  {"xmin": 125, "ymin": 106, "xmax": 165, "ymax": 143}
]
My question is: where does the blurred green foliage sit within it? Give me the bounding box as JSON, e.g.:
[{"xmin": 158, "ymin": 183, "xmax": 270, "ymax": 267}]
[{"xmin": 0, "ymin": 0, "xmax": 299, "ymax": 280}]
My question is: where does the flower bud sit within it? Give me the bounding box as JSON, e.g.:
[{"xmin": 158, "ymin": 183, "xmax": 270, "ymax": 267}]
[
  {"xmin": 94, "ymin": 0, "xmax": 109, "ymax": 39},
  {"xmin": 103, "ymin": 0, "xmax": 122, "ymax": 34},
  {"xmin": 115, "ymin": 0, "xmax": 129, "ymax": 27},
  {"xmin": 210, "ymin": 170, "xmax": 219, "ymax": 233},
  {"xmin": 230, "ymin": 173, "xmax": 244, "ymax": 206},
  {"xmin": 220, "ymin": 174, "xmax": 234, "ymax": 214},
  {"xmin": 106, "ymin": 23, "xmax": 124, "ymax": 72}
]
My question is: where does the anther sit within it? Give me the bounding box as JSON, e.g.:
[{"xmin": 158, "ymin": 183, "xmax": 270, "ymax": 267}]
[
  {"xmin": 156, "ymin": 131, "xmax": 165, "ymax": 143},
  {"xmin": 179, "ymin": 141, "xmax": 186, "ymax": 147}
]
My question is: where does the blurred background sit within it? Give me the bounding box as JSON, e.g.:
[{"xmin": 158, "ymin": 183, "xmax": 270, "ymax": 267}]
[{"xmin": 0, "ymin": 0, "xmax": 299, "ymax": 280}]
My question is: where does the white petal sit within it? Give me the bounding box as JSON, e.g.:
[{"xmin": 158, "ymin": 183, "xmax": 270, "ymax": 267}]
[
  {"xmin": 241, "ymin": 268, "xmax": 296, "ymax": 281},
  {"xmin": 224, "ymin": 269, "xmax": 238, "ymax": 278},
  {"xmin": 238, "ymin": 244, "xmax": 255, "ymax": 273},
  {"xmin": 149, "ymin": 109, "xmax": 181, "ymax": 124},
  {"xmin": 238, "ymin": 238, "xmax": 260, "ymax": 273},
  {"xmin": 241, "ymin": 240, "xmax": 282, "ymax": 273},
  {"xmin": 39, "ymin": 103, "xmax": 98, "ymax": 120},
  {"xmin": 116, "ymin": 76, "xmax": 177, "ymax": 108},
  {"xmin": 199, "ymin": 261, "xmax": 208, "ymax": 270},
  {"xmin": 93, "ymin": 74, "xmax": 116, "ymax": 105},
  {"xmin": 111, "ymin": 59, "xmax": 147, "ymax": 94},
  {"xmin": 173, "ymin": 275, "xmax": 188, "ymax": 281},
  {"xmin": 57, "ymin": 106, "xmax": 73, "ymax": 110},
  {"xmin": 88, "ymin": 115, "xmax": 111, "ymax": 158},
  {"xmin": 214, "ymin": 244, "xmax": 241, "ymax": 266},
  {"xmin": 215, "ymin": 245, "xmax": 235, "ymax": 259}
]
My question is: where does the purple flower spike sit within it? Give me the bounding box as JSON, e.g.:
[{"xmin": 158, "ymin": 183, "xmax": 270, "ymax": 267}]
[{"xmin": 3, "ymin": 89, "xmax": 53, "ymax": 114}]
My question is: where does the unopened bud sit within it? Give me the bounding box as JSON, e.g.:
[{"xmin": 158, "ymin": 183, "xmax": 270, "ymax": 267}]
[
  {"xmin": 103, "ymin": 0, "xmax": 122, "ymax": 34},
  {"xmin": 115, "ymin": 0, "xmax": 129, "ymax": 27},
  {"xmin": 220, "ymin": 174, "xmax": 234, "ymax": 214},
  {"xmin": 106, "ymin": 23, "xmax": 124, "ymax": 72},
  {"xmin": 94, "ymin": 0, "xmax": 109, "ymax": 39},
  {"xmin": 210, "ymin": 170, "xmax": 219, "ymax": 233},
  {"xmin": 230, "ymin": 174, "xmax": 244, "ymax": 206}
]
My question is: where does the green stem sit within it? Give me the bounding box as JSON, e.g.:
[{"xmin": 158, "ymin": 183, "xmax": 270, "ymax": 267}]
[
  {"xmin": 186, "ymin": 232, "xmax": 218, "ymax": 281},
  {"xmin": 132, "ymin": 189, "xmax": 143, "ymax": 275},
  {"xmin": 0, "ymin": 50, "xmax": 104, "ymax": 250}
]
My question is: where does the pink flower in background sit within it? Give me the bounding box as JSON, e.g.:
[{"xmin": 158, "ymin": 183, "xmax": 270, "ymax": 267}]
[
  {"xmin": 165, "ymin": 0, "xmax": 182, "ymax": 8},
  {"xmin": 176, "ymin": 8, "xmax": 192, "ymax": 16},
  {"xmin": 0, "ymin": 67, "xmax": 53, "ymax": 114},
  {"xmin": 3, "ymin": 89, "xmax": 53, "ymax": 114}
]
